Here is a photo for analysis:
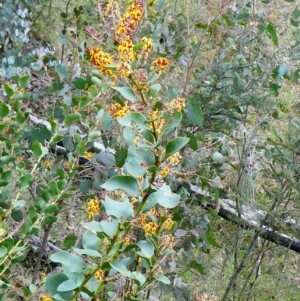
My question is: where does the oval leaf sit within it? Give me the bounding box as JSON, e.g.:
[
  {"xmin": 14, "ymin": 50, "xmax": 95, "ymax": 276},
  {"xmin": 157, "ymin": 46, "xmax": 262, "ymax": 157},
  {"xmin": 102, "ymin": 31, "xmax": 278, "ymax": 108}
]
[
  {"xmin": 112, "ymin": 87, "xmax": 137, "ymax": 102},
  {"xmin": 102, "ymin": 175, "xmax": 139, "ymax": 196},
  {"xmin": 165, "ymin": 137, "xmax": 189, "ymax": 158}
]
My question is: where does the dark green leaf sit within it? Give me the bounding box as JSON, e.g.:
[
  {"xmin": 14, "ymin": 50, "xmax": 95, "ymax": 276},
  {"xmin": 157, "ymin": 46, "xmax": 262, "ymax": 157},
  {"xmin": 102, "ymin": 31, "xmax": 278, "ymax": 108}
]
[
  {"xmin": 64, "ymin": 113, "xmax": 81, "ymax": 125},
  {"xmin": 3, "ymin": 84, "xmax": 14, "ymax": 98},
  {"xmin": 19, "ymin": 174, "xmax": 33, "ymax": 190},
  {"xmin": 19, "ymin": 74, "xmax": 31, "ymax": 88},
  {"xmin": 267, "ymin": 23, "xmax": 278, "ymax": 46},
  {"xmin": 116, "ymin": 148, "xmax": 128, "ymax": 167},
  {"xmin": 63, "ymin": 235, "xmax": 77, "ymax": 249},
  {"xmin": 0, "ymin": 103, "xmax": 9, "ymax": 118},
  {"xmin": 165, "ymin": 137, "xmax": 189, "ymax": 158},
  {"xmin": 186, "ymin": 99, "xmax": 203, "ymax": 126},
  {"xmin": 31, "ymin": 141, "xmax": 43, "ymax": 159}
]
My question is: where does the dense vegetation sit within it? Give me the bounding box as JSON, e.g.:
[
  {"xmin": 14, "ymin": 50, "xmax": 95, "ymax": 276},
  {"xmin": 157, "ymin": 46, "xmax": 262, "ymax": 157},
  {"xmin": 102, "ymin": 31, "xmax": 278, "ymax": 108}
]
[{"xmin": 0, "ymin": 0, "xmax": 300, "ymax": 300}]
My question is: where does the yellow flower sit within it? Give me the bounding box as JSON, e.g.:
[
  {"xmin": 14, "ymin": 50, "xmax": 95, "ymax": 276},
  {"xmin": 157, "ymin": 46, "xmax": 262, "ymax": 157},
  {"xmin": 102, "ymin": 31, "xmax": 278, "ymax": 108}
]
[
  {"xmin": 44, "ymin": 159, "xmax": 52, "ymax": 169},
  {"xmin": 95, "ymin": 269, "xmax": 105, "ymax": 281},
  {"xmin": 109, "ymin": 101, "xmax": 130, "ymax": 118},
  {"xmin": 165, "ymin": 97, "xmax": 186, "ymax": 113},
  {"xmin": 87, "ymin": 199, "xmax": 100, "ymax": 219},
  {"xmin": 64, "ymin": 162, "xmax": 71, "ymax": 170},
  {"xmin": 40, "ymin": 296, "xmax": 53, "ymax": 301},
  {"xmin": 160, "ymin": 167, "xmax": 169, "ymax": 178},
  {"xmin": 83, "ymin": 152, "xmax": 93, "ymax": 160},
  {"xmin": 86, "ymin": 47, "xmax": 114, "ymax": 76},
  {"xmin": 144, "ymin": 222, "xmax": 158, "ymax": 235},
  {"xmin": 162, "ymin": 217, "xmax": 174, "ymax": 230},
  {"xmin": 153, "ymin": 58, "xmax": 168, "ymax": 71},
  {"xmin": 166, "ymin": 152, "xmax": 182, "ymax": 166}
]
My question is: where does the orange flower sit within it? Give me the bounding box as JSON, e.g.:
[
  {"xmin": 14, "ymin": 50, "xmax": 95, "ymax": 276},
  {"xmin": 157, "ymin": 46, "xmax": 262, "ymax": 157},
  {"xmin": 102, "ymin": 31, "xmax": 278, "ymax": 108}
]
[{"xmin": 153, "ymin": 58, "xmax": 169, "ymax": 71}]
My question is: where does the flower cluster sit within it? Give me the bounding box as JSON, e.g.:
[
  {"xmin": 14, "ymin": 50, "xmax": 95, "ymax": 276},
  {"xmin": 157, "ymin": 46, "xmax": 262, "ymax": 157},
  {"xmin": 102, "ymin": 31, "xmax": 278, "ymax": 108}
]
[
  {"xmin": 85, "ymin": 47, "xmax": 114, "ymax": 76},
  {"xmin": 117, "ymin": 61, "xmax": 132, "ymax": 77},
  {"xmin": 118, "ymin": 39, "xmax": 134, "ymax": 61},
  {"xmin": 152, "ymin": 58, "xmax": 169, "ymax": 71},
  {"xmin": 165, "ymin": 97, "xmax": 186, "ymax": 113},
  {"xmin": 109, "ymin": 101, "xmax": 130, "ymax": 118},
  {"xmin": 138, "ymin": 36, "xmax": 153, "ymax": 60},
  {"xmin": 149, "ymin": 110, "xmax": 166, "ymax": 135},
  {"xmin": 144, "ymin": 222, "xmax": 158, "ymax": 236},
  {"xmin": 95, "ymin": 269, "xmax": 105, "ymax": 282},
  {"xmin": 159, "ymin": 152, "xmax": 182, "ymax": 178},
  {"xmin": 115, "ymin": 0, "xmax": 144, "ymax": 42},
  {"xmin": 167, "ymin": 152, "xmax": 182, "ymax": 166},
  {"xmin": 162, "ymin": 217, "xmax": 174, "ymax": 231},
  {"xmin": 87, "ymin": 199, "xmax": 100, "ymax": 219}
]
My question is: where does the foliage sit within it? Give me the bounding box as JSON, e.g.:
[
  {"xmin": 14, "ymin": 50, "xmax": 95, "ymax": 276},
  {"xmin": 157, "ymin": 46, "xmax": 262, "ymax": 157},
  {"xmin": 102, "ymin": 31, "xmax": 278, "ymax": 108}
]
[{"xmin": 0, "ymin": 0, "xmax": 300, "ymax": 300}]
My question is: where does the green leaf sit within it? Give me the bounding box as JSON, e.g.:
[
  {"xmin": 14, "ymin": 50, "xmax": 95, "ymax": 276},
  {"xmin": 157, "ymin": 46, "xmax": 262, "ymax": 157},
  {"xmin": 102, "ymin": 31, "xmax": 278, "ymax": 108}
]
[
  {"xmin": 19, "ymin": 174, "xmax": 33, "ymax": 190},
  {"xmin": 57, "ymin": 280, "xmax": 79, "ymax": 291},
  {"xmin": 91, "ymin": 76, "xmax": 102, "ymax": 87},
  {"xmin": 14, "ymin": 91, "xmax": 31, "ymax": 100},
  {"xmin": 267, "ymin": 23, "xmax": 278, "ymax": 46},
  {"xmin": 19, "ymin": 74, "xmax": 31, "ymax": 88},
  {"xmin": 103, "ymin": 196, "xmax": 134, "ymax": 219},
  {"xmin": 137, "ymin": 240, "xmax": 154, "ymax": 258},
  {"xmin": 112, "ymin": 87, "xmax": 137, "ymax": 102},
  {"xmin": 83, "ymin": 219, "xmax": 119, "ymax": 236},
  {"xmin": 0, "ymin": 247, "xmax": 7, "ymax": 258},
  {"xmin": 189, "ymin": 260, "xmax": 205, "ymax": 275},
  {"xmin": 163, "ymin": 111, "xmax": 182, "ymax": 137},
  {"xmin": 0, "ymin": 103, "xmax": 9, "ymax": 118},
  {"xmin": 11, "ymin": 209, "xmax": 23, "ymax": 221},
  {"xmin": 165, "ymin": 137, "xmax": 189, "ymax": 158},
  {"xmin": 148, "ymin": 83, "xmax": 161, "ymax": 97},
  {"xmin": 79, "ymin": 179, "xmax": 91, "ymax": 193},
  {"xmin": 62, "ymin": 235, "xmax": 77, "ymax": 249},
  {"xmin": 148, "ymin": 185, "xmax": 180, "ymax": 209},
  {"xmin": 82, "ymin": 230, "xmax": 100, "ymax": 251},
  {"xmin": 74, "ymin": 248, "xmax": 101, "ymax": 257},
  {"xmin": 1, "ymin": 170, "xmax": 12, "ymax": 182},
  {"xmin": 118, "ymin": 112, "xmax": 148, "ymax": 131},
  {"xmin": 56, "ymin": 65, "xmax": 69, "ymax": 79},
  {"xmin": 292, "ymin": 7, "xmax": 300, "ymax": 20},
  {"xmin": 115, "ymin": 148, "xmax": 128, "ymax": 167},
  {"xmin": 64, "ymin": 113, "xmax": 81, "ymax": 125},
  {"xmin": 50, "ymin": 251, "xmax": 84, "ymax": 273},
  {"xmin": 186, "ymin": 99, "xmax": 203, "ymax": 126},
  {"xmin": 88, "ymin": 85, "xmax": 98, "ymax": 99},
  {"xmin": 0, "ymin": 155, "xmax": 14, "ymax": 166},
  {"xmin": 147, "ymin": 72, "xmax": 159, "ymax": 83},
  {"xmin": 155, "ymin": 274, "xmax": 170, "ymax": 284},
  {"xmin": 102, "ymin": 175, "xmax": 139, "ymax": 196},
  {"xmin": 126, "ymin": 159, "xmax": 147, "ymax": 177},
  {"xmin": 74, "ymin": 78, "xmax": 86, "ymax": 90},
  {"xmin": 88, "ymin": 131, "xmax": 101, "ymax": 142},
  {"xmin": 43, "ymin": 216, "xmax": 58, "ymax": 225},
  {"xmin": 110, "ymin": 261, "xmax": 131, "ymax": 277},
  {"xmin": 16, "ymin": 111, "xmax": 28, "ymax": 125},
  {"xmin": 3, "ymin": 84, "xmax": 14, "ymax": 99},
  {"xmin": 45, "ymin": 273, "xmax": 73, "ymax": 300},
  {"xmin": 31, "ymin": 141, "xmax": 43, "ymax": 159},
  {"xmin": 76, "ymin": 141, "xmax": 86, "ymax": 156}
]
